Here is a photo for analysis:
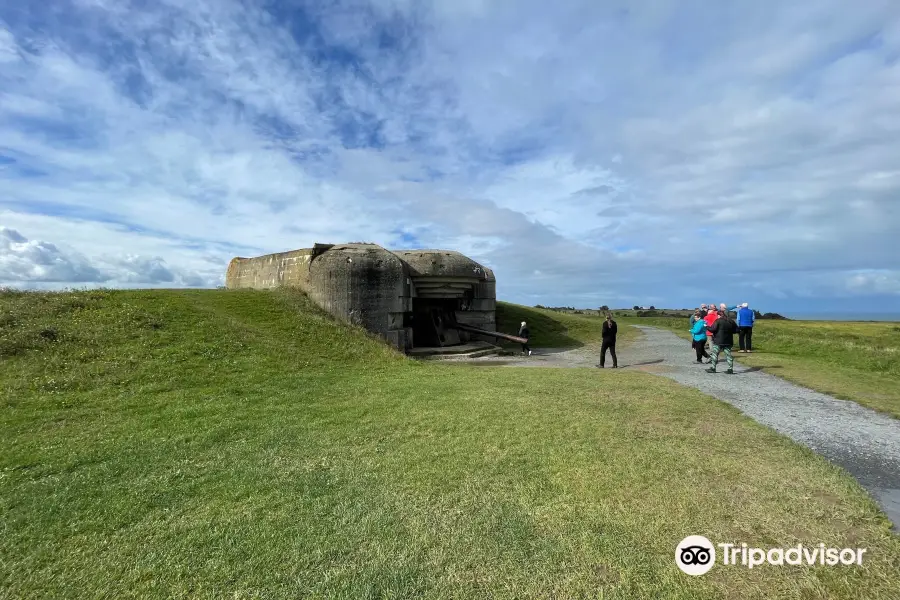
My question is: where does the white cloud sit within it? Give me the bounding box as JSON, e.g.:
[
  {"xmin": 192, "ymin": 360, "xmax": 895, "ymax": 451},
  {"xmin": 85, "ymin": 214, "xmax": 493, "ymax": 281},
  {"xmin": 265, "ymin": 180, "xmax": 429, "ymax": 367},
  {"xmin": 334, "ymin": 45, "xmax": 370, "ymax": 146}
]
[
  {"xmin": 0, "ymin": 226, "xmax": 104, "ymax": 283},
  {"xmin": 846, "ymin": 270, "xmax": 900, "ymax": 295},
  {"xmin": 0, "ymin": 26, "xmax": 17, "ymax": 63},
  {"xmin": 0, "ymin": 227, "xmax": 217, "ymax": 288}
]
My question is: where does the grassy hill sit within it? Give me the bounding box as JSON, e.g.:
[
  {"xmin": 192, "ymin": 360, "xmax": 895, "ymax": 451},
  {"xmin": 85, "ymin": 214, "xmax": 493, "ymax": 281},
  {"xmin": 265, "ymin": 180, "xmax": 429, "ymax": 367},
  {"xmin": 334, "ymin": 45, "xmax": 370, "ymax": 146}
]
[
  {"xmin": 617, "ymin": 315, "xmax": 900, "ymax": 418},
  {"xmin": 2, "ymin": 288, "xmax": 899, "ymax": 599},
  {"xmin": 495, "ymin": 302, "xmax": 638, "ymax": 348}
]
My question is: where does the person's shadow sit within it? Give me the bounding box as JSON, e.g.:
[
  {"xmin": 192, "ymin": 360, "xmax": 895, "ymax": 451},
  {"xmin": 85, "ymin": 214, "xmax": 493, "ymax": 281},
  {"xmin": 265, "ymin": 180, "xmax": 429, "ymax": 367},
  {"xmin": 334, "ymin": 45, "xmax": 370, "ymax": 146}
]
[
  {"xmin": 609, "ymin": 359, "xmax": 665, "ymax": 368},
  {"xmin": 741, "ymin": 365, "xmax": 783, "ymax": 373}
]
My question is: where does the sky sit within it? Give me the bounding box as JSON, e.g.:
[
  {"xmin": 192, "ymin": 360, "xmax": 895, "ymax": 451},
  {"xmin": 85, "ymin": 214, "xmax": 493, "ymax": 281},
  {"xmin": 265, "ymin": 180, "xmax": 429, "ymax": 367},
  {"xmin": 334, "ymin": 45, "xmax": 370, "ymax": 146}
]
[{"xmin": 1, "ymin": 0, "xmax": 899, "ymax": 314}]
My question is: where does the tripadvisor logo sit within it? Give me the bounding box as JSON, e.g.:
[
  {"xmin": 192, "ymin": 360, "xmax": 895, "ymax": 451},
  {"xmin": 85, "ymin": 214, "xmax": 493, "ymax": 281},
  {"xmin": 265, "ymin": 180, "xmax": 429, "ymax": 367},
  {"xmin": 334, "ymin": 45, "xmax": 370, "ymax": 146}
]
[
  {"xmin": 676, "ymin": 535, "xmax": 867, "ymax": 575},
  {"xmin": 676, "ymin": 535, "xmax": 716, "ymax": 575}
]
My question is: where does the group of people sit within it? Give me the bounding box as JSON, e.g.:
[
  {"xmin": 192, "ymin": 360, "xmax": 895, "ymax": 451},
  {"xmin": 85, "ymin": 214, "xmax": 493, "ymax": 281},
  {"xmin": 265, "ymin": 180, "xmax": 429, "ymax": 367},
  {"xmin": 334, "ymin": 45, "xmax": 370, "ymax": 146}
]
[
  {"xmin": 689, "ymin": 302, "xmax": 756, "ymax": 374},
  {"xmin": 517, "ymin": 303, "xmax": 755, "ymax": 374}
]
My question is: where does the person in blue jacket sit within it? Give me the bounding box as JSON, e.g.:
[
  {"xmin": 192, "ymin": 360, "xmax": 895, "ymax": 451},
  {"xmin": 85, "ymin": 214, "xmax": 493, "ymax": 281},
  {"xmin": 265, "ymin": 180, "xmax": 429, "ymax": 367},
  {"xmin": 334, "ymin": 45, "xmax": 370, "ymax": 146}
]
[
  {"xmin": 689, "ymin": 308, "xmax": 702, "ymax": 348},
  {"xmin": 690, "ymin": 311, "xmax": 710, "ymax": 363},
  {"xmin": 736, "ymin": 302, "xmax": 755, "ymax": 352}
]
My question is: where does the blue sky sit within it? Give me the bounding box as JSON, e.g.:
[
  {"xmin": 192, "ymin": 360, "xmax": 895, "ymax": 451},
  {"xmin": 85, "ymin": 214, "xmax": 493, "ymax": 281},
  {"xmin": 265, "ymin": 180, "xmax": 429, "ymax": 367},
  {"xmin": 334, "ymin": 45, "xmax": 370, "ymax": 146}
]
[{"xmin": 1, "ymin": 0, "xmax": 899, "ymax": 314}]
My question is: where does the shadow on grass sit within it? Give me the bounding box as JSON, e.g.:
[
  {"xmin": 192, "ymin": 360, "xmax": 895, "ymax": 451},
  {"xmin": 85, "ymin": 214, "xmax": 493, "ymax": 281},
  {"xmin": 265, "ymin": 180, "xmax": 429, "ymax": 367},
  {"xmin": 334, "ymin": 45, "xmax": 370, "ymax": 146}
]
[{"xmin": 741, "ymin": 365, "xmax": 784, "ymax": 373}]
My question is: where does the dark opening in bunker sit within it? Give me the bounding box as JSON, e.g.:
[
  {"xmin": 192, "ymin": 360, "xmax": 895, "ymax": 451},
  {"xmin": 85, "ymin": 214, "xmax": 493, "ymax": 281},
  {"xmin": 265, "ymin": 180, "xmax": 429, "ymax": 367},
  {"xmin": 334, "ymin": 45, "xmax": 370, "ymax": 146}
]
[{"xmin": 411, "ymin": 298, "xmax": 462, "ymax": 347}]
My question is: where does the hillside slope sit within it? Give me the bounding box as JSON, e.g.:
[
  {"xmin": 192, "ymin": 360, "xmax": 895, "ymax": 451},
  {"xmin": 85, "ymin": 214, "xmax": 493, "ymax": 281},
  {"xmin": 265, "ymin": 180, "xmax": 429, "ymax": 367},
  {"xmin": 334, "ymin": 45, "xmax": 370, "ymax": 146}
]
[
  {"xmin": 2, "ymin": 289, "xmax": 899, "ymax": 599},
  {"xmin": 496, "ymin": 302, "xmax": 637, "ymax": 347}
]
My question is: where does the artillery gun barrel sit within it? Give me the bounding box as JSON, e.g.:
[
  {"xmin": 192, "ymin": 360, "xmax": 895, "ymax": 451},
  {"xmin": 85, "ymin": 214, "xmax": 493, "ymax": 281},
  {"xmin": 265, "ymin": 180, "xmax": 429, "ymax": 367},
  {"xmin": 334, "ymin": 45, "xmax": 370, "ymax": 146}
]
[{"xmin": 453, "ymin": 323, "xmax": 528, "ymax": 344}]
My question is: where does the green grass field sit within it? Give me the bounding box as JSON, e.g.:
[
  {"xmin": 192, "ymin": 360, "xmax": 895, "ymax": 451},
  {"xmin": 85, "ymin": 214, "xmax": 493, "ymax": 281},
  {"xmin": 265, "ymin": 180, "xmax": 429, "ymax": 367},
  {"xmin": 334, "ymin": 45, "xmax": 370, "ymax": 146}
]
[
  {"xmin": 2, "ymin": 289, "xmax": 899, "ymax": 599},
  {"xmin": 616, "ymin": 315, "xmax": 900, "ymax": 419}
]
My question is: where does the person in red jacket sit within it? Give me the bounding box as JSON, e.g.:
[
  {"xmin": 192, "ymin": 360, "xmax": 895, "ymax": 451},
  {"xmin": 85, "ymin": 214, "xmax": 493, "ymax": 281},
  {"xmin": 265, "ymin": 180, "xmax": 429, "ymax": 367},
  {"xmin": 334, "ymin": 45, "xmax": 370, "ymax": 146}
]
[
  {"xmin": 703, "ymin": 306, "xmax": 718, "ymax": 331},
  {"xmin": 703, "ymin": 305, "xmax": 719, "ymax": 356}
]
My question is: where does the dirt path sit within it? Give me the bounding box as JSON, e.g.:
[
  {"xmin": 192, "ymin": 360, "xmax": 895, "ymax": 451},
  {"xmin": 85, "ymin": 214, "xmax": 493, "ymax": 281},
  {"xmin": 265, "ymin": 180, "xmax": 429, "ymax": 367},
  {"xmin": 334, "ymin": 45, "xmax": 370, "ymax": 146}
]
[{"xmin": 469, "ymin": 327, "xmax": 900, "ymax": 530}]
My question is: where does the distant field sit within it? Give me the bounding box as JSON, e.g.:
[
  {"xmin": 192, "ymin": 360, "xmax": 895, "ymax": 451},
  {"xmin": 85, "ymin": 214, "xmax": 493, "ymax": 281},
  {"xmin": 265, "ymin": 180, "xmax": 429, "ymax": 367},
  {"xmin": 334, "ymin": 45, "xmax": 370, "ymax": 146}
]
[
  {"xmin": 2, "ymin": 289, "xmax": 898, "ymax": 598},
  {"xmin": 616, "ymin": 315, "xmax": 900, "ymax": 419}
]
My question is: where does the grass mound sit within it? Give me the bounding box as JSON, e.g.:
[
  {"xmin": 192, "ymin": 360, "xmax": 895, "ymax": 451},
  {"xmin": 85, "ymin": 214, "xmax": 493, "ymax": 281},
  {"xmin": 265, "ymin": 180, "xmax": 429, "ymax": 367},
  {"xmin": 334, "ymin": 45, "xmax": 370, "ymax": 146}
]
[
  {"xmin": 496, "ymin": 302, "xmax": 636, "ymax": 348},
  {"xmin": 2, "ymin": 289, "xmax": 899, "ymax": 599},
  {"xmin": 619, "ymin": 315, "xmax": 900, "ymax": 418}
]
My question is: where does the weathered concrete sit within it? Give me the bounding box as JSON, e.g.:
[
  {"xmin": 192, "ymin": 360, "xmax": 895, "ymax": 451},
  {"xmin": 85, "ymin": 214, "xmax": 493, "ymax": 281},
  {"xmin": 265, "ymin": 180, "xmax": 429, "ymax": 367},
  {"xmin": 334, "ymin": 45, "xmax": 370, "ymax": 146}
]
[
  {"xmin": 307, "ymin": 243, "xmax": 410, "ymax": 348},
  {"xmin": 225, "ymin": 248, "xmax": 315, "ymax": 290},
  {"xmin": 226, "ymin": 243, "xmax": 497, "ymax": 352}
]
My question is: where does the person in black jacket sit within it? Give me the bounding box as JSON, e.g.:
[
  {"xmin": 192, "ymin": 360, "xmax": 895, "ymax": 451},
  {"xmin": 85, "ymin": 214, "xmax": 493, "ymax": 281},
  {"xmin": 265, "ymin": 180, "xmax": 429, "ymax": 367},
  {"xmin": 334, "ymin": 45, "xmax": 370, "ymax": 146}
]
[
  {"xmin": 600, "ymin": 313, "xmax": 618, "ymax": 368},
  {"xmin": 706, "ymin": 309, "xmax": 737, "ymax": 374},
  {"xmin": 517, "ymin": 321, "xmax": 531, "ymax": 355}
]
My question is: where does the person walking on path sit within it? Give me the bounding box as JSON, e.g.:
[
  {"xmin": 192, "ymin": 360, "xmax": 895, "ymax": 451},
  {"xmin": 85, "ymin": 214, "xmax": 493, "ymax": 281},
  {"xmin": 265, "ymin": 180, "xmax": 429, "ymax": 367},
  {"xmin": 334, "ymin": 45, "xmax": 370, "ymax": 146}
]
[
  {"xmin": 737, "ymin": 302, "xmax": 755, "ymax": 352},
  {"xmin": 690, "ymin": 308, "xmax": 702, "ymax": 348},
  {"xmin": 690, "ymin": 311, "xmax": 710, "ymax": 363},
  {"xmin": 703, "ymin": 305, "xmax": 719, "ymax": 350},
  {"xmin": 517, "ymin": 321, "xmax": 532, "ymax": 356},
  {"xmin": 600, "ymin": 313, "xmax": 618, "ymax": 368},
  {"xmin": 698, "ymin": 304, "xmax": 708, "ymax": 318},
  {"xmin": 707, "ymin": 308, "xmax": 738, "ymax": 374}
]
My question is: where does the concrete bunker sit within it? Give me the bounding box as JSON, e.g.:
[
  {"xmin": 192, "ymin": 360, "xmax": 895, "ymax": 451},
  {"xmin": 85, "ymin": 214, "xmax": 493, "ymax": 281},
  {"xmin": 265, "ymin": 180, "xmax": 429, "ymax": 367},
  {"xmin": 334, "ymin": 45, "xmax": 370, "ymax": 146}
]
[{"xmin": 225, "ymin": 243, "xmax": 524, "ymax": 356}]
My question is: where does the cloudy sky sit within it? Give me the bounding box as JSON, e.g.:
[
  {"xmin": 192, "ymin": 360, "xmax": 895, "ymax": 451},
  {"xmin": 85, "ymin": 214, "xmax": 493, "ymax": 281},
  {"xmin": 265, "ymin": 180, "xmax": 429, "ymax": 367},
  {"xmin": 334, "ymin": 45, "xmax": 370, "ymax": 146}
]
[{"xmin": 2, "ymin": 0, "xmax": 899, "ymax": 314}]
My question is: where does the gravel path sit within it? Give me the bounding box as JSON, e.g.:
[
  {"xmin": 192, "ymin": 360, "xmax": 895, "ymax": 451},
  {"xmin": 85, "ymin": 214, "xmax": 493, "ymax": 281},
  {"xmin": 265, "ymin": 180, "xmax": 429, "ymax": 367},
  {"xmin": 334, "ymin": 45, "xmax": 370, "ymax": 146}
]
[{"xmin": 469, "ymin": 326, "xmax": 900, "ymax": 530}]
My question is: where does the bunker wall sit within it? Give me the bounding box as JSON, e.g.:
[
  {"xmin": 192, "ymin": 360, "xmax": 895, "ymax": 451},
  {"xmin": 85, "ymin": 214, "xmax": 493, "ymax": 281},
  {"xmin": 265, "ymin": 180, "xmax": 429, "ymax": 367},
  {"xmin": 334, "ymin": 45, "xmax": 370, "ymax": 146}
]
[
  {"xmin": 224, "ymin": 243, "xmax": 496, "ymax": 352},
  {"xmin": 307, "ymin": 245, "xmax": 412, "ymax": 351},
  {"xmin": 225, "ymin": 249, "xmax": 314, "ymax": 291}
]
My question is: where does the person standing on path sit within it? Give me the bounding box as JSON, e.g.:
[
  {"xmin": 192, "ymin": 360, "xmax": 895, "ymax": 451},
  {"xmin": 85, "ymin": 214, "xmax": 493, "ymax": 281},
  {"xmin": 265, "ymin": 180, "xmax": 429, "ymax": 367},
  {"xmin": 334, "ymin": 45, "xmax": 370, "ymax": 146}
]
[
  {"xmin": 690, "ymin": 312, "xmax": 710, "ymax": 363},
  {"xmin": 690, "ymin": 308, "xmax": 702, "ymax": 348},
  {"xmin": 600, "ymin": 313, "xmax": 618, "ymax": 368},
  {"xmin": 518, "ymin": 321, "xmax": 531, "ymax": 356},
  {"xmin": 737, "ymin": 302, "xmax": 755, "ymax": 352},
  {"xmin": 707, "ymin": 309, "xmax": 738, "ymax": 374},
  {"xmin": 703, "ymin": 305, "xmax": 719, "ymax": 351}
]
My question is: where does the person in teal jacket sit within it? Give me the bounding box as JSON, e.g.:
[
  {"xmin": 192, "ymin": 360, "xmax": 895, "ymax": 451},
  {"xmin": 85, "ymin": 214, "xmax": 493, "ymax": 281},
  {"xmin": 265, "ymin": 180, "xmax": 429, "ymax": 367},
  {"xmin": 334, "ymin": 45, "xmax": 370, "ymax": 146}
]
[
  {"xmin": 690, "ymin": 313, "xmax": 710, "ymax": 363},
  {"xmin": 689, "ymin": 309, "xmax": 701, "ymax": 348}
]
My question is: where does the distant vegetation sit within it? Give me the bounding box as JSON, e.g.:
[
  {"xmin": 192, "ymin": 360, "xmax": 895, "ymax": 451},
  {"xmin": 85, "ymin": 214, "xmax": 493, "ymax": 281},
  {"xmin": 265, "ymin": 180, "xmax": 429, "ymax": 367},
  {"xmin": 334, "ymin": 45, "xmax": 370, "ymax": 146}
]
[
  {"xmin": 535, "ymin": 305, "xmax": 788, "ymax": 320},
  {"xmin": 757, "ymin": 311, "xmax": 789, "ymax": 320}
]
